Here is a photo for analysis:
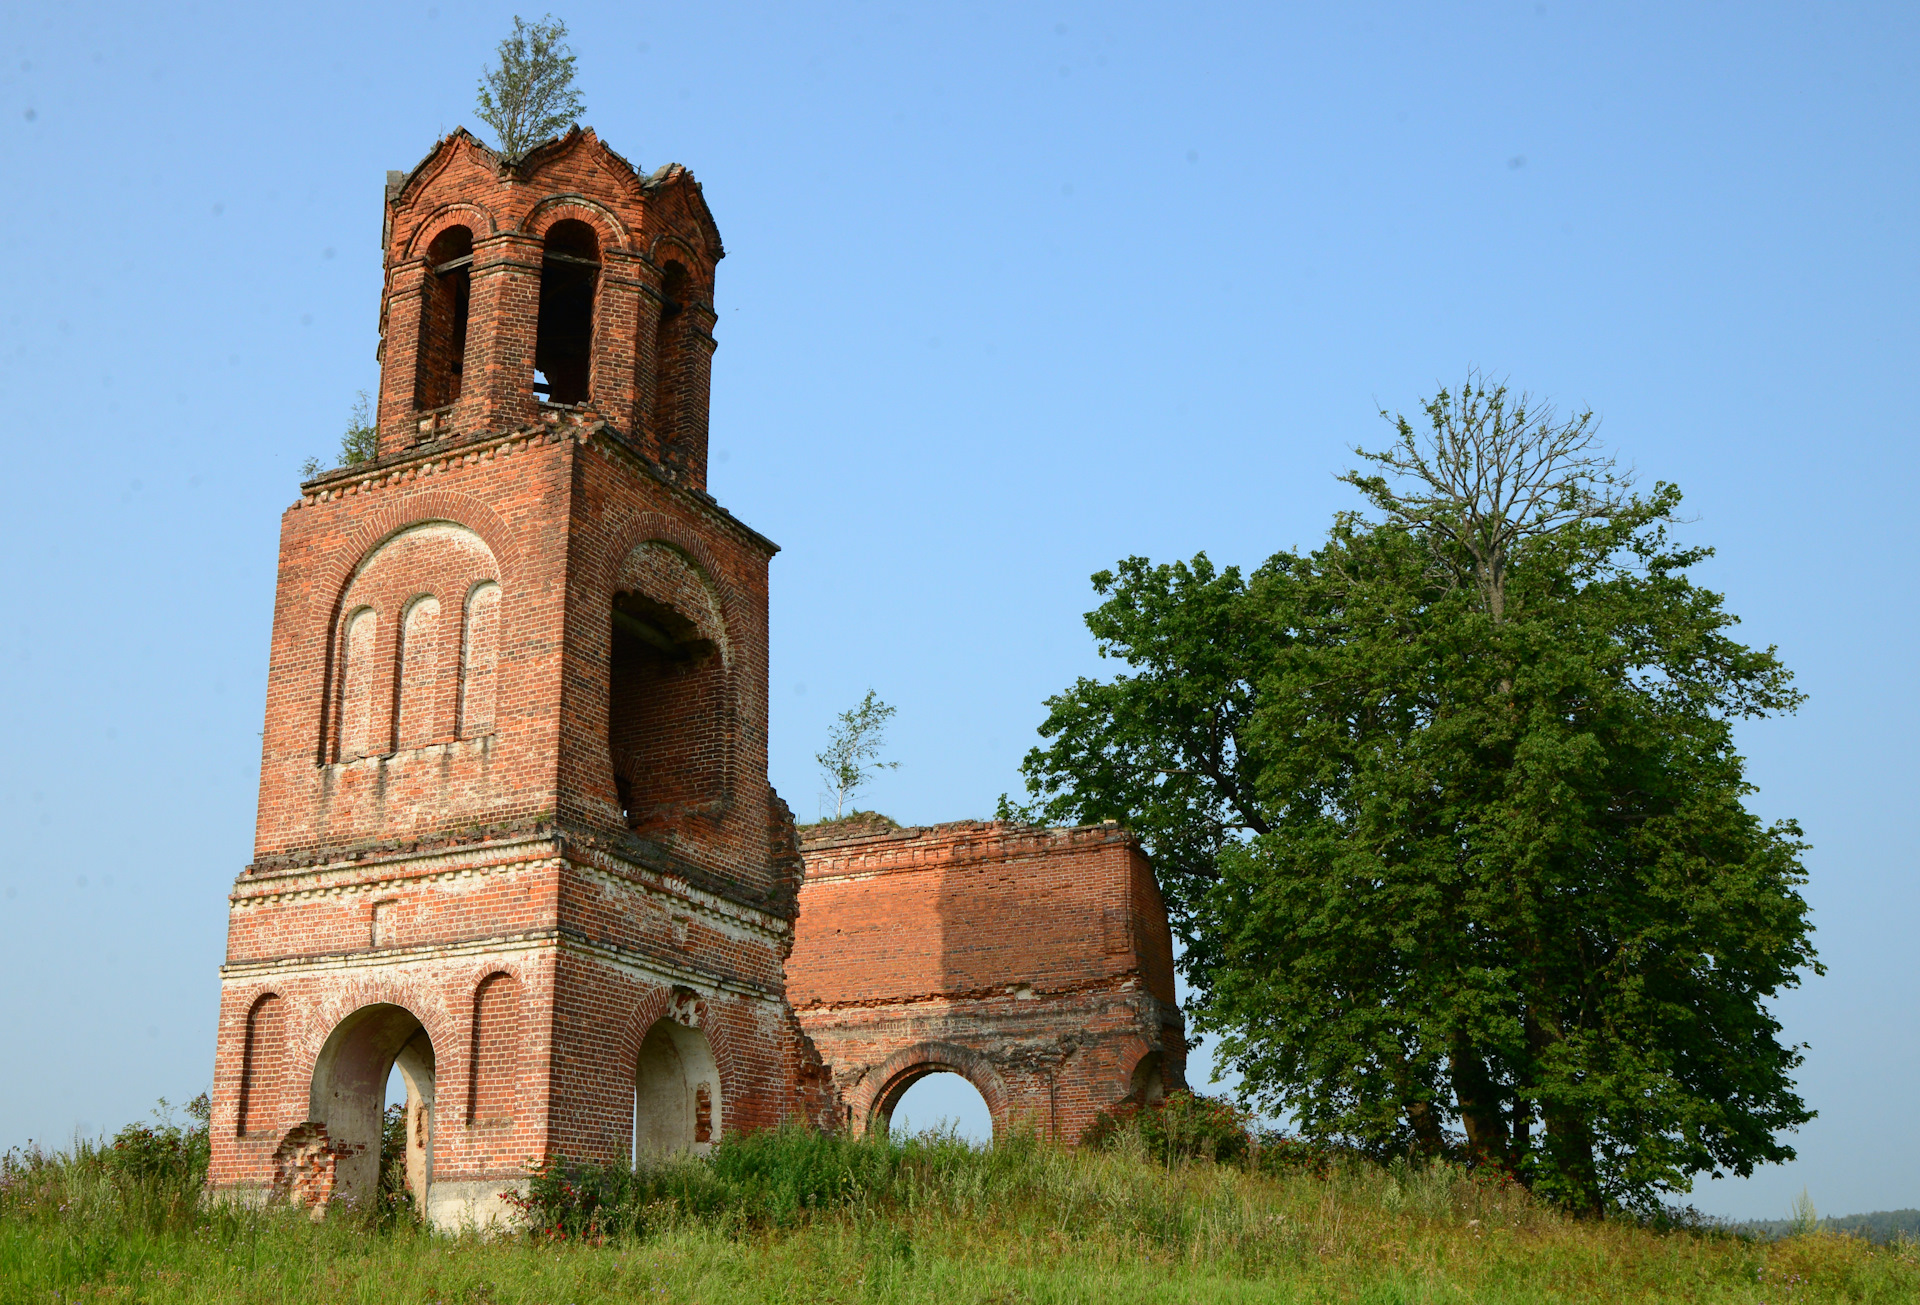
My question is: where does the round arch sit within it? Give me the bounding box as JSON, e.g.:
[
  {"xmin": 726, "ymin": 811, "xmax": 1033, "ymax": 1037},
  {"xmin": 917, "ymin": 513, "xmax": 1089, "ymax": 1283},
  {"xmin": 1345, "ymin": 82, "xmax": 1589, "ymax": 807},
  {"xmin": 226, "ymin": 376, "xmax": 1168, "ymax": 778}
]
[
  {"xmin": 312, "ymin": 495, "xmax": 517, "ymax": 612},
  {"xmin": 612, "ymin": 539, "xmax": 731, "ymax": 664},
  {"xmin": 306, "ymin": 496, "xmax": 515, "ymax": 763},
  {"xmin": 618, "ymin": 986, "xmax": 729, "ymax": 1161},
  {"xmin": 307, "ymin": 1002, "xmax": 438, "ymax": 1211},
  {"xmin": 600, "ymin": 531, "xmax": 743, "ymax": 829},
  {"xmin": 644, "ymin": 234, "xmax": 713, "ymax": 296},
  {"xmin": 522, "ymin": 195, "xmax": 632, "ymax": 252},
  {"xmin": 597, "ymin": 516, "xmax": 746, "ymax": 649},
  {"xmin": 402, "ymin": 202, "xmax": 502, "ymax": 260},
  {"xmin": 860, "ymin": 1042, "xmax": 1010, "ymax": 1140}
]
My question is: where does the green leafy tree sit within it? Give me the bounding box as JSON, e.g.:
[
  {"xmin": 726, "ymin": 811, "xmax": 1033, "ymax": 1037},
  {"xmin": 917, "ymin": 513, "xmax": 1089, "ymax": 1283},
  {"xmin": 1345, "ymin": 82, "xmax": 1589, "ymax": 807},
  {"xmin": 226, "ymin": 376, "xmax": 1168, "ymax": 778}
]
[
  {"xmin": 817, "ymin": 690, "xmax": 899, "ymax": 820},
  {"xmin": 1016, "ymin": 373, "xmax": 1818, "ymax": 1212},
  {"xmin": 301, "ymin": 390, "xmax": 378, "ymax": 480},
  {"xmin": 475, "ymin": 14, "xmax": 586, "ymax": 160}
]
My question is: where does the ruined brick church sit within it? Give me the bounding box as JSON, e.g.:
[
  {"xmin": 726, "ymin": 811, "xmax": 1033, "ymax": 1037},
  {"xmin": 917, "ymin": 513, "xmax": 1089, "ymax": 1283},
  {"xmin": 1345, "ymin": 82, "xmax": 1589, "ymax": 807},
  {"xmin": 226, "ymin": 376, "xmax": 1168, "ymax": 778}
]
[{"xmin": 206, "ymin": 128, "xmax": 1184, "ymax": 1227}]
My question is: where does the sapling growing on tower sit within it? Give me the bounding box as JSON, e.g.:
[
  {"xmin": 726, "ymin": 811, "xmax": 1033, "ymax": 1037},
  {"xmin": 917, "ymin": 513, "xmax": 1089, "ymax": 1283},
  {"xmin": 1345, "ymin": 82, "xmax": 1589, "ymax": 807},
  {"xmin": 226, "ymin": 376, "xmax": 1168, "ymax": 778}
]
[
  {"xmin": 816, "ymin": 690, "xmax": 899, "ymax": 821},
  {"xmin": 475, "ymin": 14, "xmax": 587, "ymax": 160},
  {"xmin": 300, "ymin": 389, "xmax": 378, "ymax": 480}
]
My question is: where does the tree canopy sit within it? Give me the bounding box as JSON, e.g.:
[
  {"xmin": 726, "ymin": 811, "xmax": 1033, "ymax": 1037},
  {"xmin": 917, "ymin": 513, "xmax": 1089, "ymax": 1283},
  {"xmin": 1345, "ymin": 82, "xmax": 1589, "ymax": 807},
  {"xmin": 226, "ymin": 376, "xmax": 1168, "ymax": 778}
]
[{"xmin": 1016, "ymin": 374, "xmax": 1818, "ymax": 1212}]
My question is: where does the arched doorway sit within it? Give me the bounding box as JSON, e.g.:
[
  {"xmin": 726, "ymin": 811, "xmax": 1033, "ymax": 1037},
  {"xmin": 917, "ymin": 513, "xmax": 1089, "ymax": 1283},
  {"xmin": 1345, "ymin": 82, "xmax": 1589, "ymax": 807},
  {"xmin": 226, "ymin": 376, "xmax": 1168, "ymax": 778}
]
[
  {"xmin": 632, "ymin": 1018, "xmax": 720, "ymax": 1162},
  {"xmin": 868, "ymin": 1056, "xmax": 1001, "ymax": 1143},
  {"xmin": 309, "ymin": 1004, "xmax": 435, "ymax": 1211},
  {"xmin": 881, "ymin": 1068, "xmax": 993, "ymax": 1143}
]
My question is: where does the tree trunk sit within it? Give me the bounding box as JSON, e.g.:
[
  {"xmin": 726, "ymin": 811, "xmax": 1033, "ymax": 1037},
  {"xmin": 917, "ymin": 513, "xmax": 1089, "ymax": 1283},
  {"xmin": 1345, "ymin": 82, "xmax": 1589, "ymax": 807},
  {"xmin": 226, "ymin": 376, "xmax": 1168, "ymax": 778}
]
[
  {"xmin": 1449, "ymin": 1043, "xmax": 1509, "ymax": 1167},
  {"xmin": 1405, "ymin": 1097, "xmax": 1447, "ymax": 1158},
  {"xmin": 1388, "ymin": 1048, "xmax": 1448, "ymax": 1158},
  {"xmin": 1522, "ymin": 1003, "xmax": 1603, "ymax": 1214}
]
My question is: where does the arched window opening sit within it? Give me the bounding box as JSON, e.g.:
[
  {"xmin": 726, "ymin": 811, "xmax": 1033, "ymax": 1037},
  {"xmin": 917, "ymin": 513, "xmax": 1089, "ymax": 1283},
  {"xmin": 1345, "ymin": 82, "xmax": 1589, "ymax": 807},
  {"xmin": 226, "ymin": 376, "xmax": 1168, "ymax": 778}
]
[
  {"xmin": 415, "ymin": 226, "xmax": 473, "ymax": 410},
  {"xmin": 607, "ymin": 590, "xmax": 721, "ymax": 830},
  {"xmin": 337, "ymin": 608, "xmax": 379, "ymax": 761},
  {"xmin": 632, "ymin": 1017, "xmax": 720, "ymax": 1162},
  {"xmin": 237, "ymin": 993, "xmax": 284, "ymax": 1137},
  {"xmin": 659, "ymin": 259, "xmax": 688, "ymax": 322},
  {"xmin": 468, "ymin": 972, "xmax": 521, "ymax": 1125},
  {"xmin": 651, "ymin": 260, "xmax": 691, "ymax": 443},
  {"xmin": 394, "ymin": 595, "xmax": 442, "ymax": 749},
  {"xmin": 535, "ymin": 219, "xmax": 599, "ymax": 405},
  {"xmin": 879, "ymin": 1069, "xmax": 992, "ymax": 1144},
  {"xmin": 304, "ymin": 1004, "xmax": 434, "ymax": 1213},
  {"xmin": 457, "ymin": 581, "xmax": 501, "ymax": 738}
]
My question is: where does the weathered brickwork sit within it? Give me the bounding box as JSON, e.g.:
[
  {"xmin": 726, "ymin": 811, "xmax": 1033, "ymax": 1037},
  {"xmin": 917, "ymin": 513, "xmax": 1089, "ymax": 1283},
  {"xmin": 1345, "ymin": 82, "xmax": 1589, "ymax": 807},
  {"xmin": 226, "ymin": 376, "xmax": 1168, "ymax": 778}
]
[
  {"xmin": 209, "ymin": 124, "xmax": 1187, "ymax": 1229},
  {"xmin": 789, "ymin": 822, "xmax": 1188, "ymax": 1143},
  {"xmin": 209, "ymin": 128, "xmax": 834, "ymax": 1229}
]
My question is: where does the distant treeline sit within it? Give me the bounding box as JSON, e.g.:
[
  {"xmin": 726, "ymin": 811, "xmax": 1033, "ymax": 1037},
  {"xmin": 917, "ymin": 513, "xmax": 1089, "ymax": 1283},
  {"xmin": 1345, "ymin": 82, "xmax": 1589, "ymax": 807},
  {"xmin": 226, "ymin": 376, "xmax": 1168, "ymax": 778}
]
[{"xmin": 1733, "ymin": 1210, "xmax": 1920, "ymax": 1245}]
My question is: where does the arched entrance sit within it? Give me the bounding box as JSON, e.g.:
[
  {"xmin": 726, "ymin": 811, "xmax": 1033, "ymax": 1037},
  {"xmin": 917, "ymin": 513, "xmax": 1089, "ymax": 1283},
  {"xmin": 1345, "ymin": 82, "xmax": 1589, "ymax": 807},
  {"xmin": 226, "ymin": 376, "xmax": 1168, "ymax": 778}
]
[
  {"xmin": 309, "ymin": 1004, "xmax": 435, "ymax": 1211},
  {"xmin": 881, "ymin": 1069, "xmax": 993, "ymax": 1142},
  {"xmin": 864, "ymin": 1045, "xmax": 1006, "ymax": 1141},
  {"xmin": 632, "ymin": 1017, "xmax": 720, "ymax": 1161}
]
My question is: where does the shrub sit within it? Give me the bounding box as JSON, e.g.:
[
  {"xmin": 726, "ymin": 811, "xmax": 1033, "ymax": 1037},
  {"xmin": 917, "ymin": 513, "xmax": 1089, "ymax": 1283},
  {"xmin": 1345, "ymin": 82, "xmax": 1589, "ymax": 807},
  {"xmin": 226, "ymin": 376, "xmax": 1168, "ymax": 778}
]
[
  {"xmin": 1081, "ymin": 1090, "xmax": 1256, "ymax": 1165},
  {"xmin": 377, "ymin": 1102, "xmax": 421, "ymax": 1225},
  {"xmin": 104, "ymin": 1094, "xmax": 210, "ymax": 1190},
  {"xmin": 1250, "ymin": 1129, "xmax": 1348, "ymax": 1179}
]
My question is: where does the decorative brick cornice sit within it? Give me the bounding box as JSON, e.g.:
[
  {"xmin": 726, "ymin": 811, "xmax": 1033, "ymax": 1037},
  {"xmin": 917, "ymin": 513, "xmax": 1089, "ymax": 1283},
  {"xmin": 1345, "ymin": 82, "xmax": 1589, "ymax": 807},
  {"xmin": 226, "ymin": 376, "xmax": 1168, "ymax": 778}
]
[
  {"xmin": 792, "ymin": 972, "xmax": 1147, "ymax": 1015},
  {"xmin": 799, "ymin": 820, "xmax": 1134, "ymax": 879},
  {"xmin": 242, "ymin": 816, "xmax": 797, "ymax": 925},
  {"xmin": 219, "ymin": 929, "xmax": 785, "ymax": 1004},
  {"xmin": 243, "ymin": 817, "xmax": 559, "ymax": 879},
  {"xmin": 293, "ymin": 411, "xmax": 777, "ymax": 558}
]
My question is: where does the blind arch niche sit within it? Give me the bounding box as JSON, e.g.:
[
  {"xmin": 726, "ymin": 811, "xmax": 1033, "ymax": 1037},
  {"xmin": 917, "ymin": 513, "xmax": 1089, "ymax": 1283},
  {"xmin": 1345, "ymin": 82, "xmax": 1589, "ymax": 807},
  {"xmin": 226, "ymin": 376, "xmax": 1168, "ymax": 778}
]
[{"xmin": 328, "ymin": 522, "xmax": 502, "ymax": 761}]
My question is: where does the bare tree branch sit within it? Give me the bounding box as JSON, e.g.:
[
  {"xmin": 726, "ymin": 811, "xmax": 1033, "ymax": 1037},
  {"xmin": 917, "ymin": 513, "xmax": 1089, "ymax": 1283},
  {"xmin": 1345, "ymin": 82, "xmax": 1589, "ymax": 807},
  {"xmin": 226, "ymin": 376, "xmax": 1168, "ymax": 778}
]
[{"xmin": 1343, "ymin": 369, "xmax": 1638, "ymax": 622}]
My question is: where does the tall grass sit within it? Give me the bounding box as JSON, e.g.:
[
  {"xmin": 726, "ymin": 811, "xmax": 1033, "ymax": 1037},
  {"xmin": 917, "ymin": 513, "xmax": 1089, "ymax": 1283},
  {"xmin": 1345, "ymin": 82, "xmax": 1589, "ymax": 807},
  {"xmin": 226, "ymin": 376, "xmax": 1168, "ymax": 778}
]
[{"xmin": 3, "ymin": 1101, "xmax": 1917, "ymax": 1303}]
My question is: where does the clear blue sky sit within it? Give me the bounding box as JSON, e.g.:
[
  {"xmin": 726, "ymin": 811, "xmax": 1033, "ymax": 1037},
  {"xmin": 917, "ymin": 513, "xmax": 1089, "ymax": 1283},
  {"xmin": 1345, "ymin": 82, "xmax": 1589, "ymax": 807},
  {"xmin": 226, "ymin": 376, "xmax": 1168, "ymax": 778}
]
[{"xmin": 1, "ymin": 1, "xmax": 1913, "ymax": 1222}]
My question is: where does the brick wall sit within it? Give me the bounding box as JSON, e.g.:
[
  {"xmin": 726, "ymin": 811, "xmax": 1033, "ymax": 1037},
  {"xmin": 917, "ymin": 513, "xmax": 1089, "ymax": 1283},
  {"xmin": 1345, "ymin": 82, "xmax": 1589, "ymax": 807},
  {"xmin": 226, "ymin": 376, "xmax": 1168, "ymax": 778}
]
[{"xmin": 790, "ymin": 821, "xmax": 1187, "ymax": 1143}]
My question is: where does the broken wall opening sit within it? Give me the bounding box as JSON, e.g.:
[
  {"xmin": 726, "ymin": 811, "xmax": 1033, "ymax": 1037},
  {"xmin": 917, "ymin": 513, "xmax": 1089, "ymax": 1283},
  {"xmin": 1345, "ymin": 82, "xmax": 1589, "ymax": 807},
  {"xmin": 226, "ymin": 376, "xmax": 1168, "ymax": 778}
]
[
  {"xmin": 308, "ymin": 1004, "xmax": 435, "ymax": 1212},
  {"xmin": 607, "ymin": 589, "xmax": 723, "ymax": 829},
  {"xmin": 416, "ymin": 226, "xmax": 472, "ymax": 410},
  {"xmin": 879, "ymin": 1068, "xmax": 993, "ymax": 1143},
  {"xmin": 535, "ymin": 219, "xmax": 598, "ymax": 404},
  {"xmin": 1130, "ymin": 1051, "xmax": 1167, "ymax": 1105}
]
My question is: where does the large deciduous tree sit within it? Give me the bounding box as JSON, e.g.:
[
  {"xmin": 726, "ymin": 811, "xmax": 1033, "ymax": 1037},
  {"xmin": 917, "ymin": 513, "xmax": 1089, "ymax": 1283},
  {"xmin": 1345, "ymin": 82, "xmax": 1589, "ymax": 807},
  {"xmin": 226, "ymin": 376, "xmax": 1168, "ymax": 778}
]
[{"xmin": 1016, "ymin": 374, "xmax": 1819, "ymax": 1212}]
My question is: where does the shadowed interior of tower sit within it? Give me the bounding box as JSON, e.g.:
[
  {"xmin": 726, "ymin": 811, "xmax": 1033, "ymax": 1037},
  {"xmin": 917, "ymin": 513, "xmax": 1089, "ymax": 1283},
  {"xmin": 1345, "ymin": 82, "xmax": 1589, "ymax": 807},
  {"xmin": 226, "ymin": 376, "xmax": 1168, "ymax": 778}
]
[
  {"xmin": 534, "ymin": 219, "xmax": 598, "ymax": 404},
  {"xmin": 650, "ymin": 259, "xmax": 690, "ymax": 452},
  {"xmin": 609, "ymin": 591, "xmax": 721, "ymax": 829},
  {"xmin": 415, "ymin": 226, "xmax": 472, "ymax": 410}
]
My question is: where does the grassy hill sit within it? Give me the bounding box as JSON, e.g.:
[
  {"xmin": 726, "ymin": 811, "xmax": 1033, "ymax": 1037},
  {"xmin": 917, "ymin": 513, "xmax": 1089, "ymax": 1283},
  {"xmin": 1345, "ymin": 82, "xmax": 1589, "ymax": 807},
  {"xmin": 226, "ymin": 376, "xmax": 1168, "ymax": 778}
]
[{"xmin": 3, "ymin": 1101, "xmax": 1916, "ymax": 1303}]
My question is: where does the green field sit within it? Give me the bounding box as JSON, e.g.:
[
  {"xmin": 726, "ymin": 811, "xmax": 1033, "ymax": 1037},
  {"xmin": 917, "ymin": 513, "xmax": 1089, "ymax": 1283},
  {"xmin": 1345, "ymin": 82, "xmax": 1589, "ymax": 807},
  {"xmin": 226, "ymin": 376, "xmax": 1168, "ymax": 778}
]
[{"xmin": 3, "ymin": 1108, "xmax": 1914, "ymax": 1304}]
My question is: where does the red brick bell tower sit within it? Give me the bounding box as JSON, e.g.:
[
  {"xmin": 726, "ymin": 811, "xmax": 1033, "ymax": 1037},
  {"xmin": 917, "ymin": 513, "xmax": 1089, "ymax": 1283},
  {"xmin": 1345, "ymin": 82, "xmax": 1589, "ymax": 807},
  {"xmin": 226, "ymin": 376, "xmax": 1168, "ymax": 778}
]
[{"xmin": 207, "ymin": 128, "xmax": 835, "ymax": 1225}]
